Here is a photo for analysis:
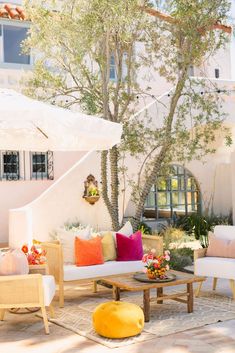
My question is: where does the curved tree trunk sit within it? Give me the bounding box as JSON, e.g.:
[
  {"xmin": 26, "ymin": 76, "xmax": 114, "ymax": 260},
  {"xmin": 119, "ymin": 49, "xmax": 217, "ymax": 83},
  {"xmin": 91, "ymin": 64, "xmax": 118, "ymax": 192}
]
[{"xmin": 132, "ymin": 69, "xmax": 188, "ymax": 231}]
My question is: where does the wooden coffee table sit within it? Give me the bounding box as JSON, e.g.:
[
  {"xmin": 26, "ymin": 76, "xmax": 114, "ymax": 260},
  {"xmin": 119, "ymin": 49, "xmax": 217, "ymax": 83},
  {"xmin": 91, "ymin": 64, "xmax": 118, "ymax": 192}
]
[{"xmin": 94, "ymin": 271, "xmax": 205, "ymax": 322}]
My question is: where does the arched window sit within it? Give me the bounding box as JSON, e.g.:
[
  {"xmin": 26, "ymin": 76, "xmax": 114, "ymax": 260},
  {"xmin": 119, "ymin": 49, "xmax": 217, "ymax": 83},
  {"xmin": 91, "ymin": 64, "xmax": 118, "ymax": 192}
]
[{"xmin": 144, "ymin": 165, "xmax": 201, "ymax": 220}]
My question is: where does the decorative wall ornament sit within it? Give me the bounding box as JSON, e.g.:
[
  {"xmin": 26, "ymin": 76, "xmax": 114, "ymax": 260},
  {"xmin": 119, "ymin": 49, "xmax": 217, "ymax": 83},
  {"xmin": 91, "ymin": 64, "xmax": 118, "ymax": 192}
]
[{"xmin": 83, "ymin": 174, "xmax": 100, "ymax": 205}]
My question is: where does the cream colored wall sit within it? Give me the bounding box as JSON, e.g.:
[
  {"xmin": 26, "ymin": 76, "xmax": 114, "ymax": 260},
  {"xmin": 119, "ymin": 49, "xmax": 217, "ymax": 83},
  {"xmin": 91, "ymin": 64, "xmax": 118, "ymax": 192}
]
[{"xmin": 0, "ymin": 151, "xmax": 84, "ymax": 242}]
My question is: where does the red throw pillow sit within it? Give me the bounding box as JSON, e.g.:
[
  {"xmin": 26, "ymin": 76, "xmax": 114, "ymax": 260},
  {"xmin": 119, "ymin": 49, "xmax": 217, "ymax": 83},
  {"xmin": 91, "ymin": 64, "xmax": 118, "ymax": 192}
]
[
  {"xmin": 116, "ymin": 230, "xmax": 143, "ymax": 261},
  {"xmin": 75, "ymin": 236, "xmax": 104, "ymax": 266}
]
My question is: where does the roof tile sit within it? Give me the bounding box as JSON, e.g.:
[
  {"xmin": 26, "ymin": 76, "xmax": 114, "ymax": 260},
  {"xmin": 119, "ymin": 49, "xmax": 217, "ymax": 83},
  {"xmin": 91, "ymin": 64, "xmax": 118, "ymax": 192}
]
[{"xmin": 0, "ymin": 3, "xmax": 26, "ymax": 21}]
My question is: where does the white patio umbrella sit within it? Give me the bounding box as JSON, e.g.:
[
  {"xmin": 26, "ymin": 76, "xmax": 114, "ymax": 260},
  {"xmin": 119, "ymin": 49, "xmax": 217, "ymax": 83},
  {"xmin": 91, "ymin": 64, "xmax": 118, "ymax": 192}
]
[{"xmin": 0, "ymin": 89, "xmax": 122, "ymax": 151}]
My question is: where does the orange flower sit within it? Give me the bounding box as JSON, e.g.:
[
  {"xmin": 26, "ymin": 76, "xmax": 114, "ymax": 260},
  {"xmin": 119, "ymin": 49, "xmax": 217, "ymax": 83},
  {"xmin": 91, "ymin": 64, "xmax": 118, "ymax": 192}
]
[{"xmin": 21, "ymin": 244, "xmax": 28, "ymax": 254}]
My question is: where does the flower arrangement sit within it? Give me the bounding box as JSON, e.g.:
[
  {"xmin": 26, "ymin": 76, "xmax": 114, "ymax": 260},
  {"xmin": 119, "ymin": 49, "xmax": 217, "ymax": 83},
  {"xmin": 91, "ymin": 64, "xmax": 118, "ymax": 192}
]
[
  {"xmin": 142, "ymin": 249, "xmax": 170, "ymax": 279},
  {"xmin": 21, "ymin": 244, "xmax": 47, "ymax": 265}
]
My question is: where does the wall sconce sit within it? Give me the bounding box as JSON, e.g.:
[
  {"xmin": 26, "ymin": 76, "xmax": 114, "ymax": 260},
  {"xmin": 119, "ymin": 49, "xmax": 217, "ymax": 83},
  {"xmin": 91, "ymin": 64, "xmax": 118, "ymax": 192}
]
[{"xmin": 83, "ymin": 174, "xmax": 100, "ymax": 205}]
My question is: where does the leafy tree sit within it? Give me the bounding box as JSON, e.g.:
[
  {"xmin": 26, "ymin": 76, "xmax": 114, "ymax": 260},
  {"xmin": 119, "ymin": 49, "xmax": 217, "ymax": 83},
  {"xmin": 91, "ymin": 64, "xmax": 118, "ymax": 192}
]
[{"xmin": 24, "ymin": 0, "xmax": 231, "ymax": 230}]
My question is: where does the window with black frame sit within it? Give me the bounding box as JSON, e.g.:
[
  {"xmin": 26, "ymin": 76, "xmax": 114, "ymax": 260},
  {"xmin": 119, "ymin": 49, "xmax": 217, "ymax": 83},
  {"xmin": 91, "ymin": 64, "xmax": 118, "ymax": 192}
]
[
  {"xmin": 30, "ymin": 151, "xmax": 54, "ymax": 180},
  {"xmin": 1, "ymin": 24, "xmax": 31, "ymax": 65},
  {"xmin": 1, "ymin": 151, "xmax": 20, "ymax": 180},
  {"xmin": 144, "ymin": 165, "xmax": 201, "ymax": 220}
]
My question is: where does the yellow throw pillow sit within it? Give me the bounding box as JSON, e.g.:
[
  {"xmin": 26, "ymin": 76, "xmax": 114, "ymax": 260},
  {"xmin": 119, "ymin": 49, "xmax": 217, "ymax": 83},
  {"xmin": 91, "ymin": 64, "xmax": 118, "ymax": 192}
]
[{"xmin": 101, "ymin": 232, "xmax": 117, "ymax": 261}]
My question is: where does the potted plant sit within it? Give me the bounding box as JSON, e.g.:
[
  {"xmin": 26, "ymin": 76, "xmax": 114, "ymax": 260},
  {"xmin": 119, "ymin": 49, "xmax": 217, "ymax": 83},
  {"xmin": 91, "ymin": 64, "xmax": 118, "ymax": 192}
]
[{"xmin": 83, "ymin": 174, "xmax": 100, "ymax": 205}]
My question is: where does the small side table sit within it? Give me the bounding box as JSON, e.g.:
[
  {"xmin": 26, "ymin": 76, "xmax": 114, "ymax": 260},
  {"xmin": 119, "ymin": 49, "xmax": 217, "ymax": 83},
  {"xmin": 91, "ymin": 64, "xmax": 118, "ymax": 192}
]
[
  {"xmin": 29, "ymin": 264, "xmax": 49, "ymax": 275},
  {"xmin": 9, "ymin": 263, "xmax": 49, "ymax": 314}
]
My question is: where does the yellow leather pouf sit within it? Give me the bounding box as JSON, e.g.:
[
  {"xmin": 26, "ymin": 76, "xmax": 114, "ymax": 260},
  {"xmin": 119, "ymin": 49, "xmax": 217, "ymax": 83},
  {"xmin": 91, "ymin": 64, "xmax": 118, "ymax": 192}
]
[{"xmin": 92, "ymin": 301, "xmax": 144, "ymax": 338}]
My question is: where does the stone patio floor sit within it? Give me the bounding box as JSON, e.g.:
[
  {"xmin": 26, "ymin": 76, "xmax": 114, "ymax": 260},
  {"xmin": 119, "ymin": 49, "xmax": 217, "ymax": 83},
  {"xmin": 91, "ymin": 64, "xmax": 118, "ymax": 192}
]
[{"xmin": 1, "ymin": 277, "xmax": 235, "ymax": 353}]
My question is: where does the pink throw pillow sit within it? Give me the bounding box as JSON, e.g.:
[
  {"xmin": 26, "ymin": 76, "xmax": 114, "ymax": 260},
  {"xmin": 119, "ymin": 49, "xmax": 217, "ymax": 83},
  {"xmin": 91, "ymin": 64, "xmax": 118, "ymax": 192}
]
[
  {"xmin": 206, "ymin": 232, "xmax": 235, "ymax": 258},
  {"xmin": 116, "ymin": 230, "xmax": 143, "ymax": 261},
  {"xmin": 0, "ymin": 249, "xmax": 29, "ymax": 275}
]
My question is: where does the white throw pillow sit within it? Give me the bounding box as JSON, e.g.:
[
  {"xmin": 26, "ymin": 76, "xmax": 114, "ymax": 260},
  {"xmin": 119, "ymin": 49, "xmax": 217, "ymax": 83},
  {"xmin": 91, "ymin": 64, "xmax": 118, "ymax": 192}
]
[
  {"xmin": 56, "ymin": 226, "xmax": 90, "ymax": 263},
  {"xmin": 100, "ymin": 221, "xmax": 133, "ymax": 245}
]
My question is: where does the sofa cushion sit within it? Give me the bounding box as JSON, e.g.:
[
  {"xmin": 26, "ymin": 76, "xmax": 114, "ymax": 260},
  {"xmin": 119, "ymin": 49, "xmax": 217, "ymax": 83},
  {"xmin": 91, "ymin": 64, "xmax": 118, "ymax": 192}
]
[
  {"xmin": 101, "ymin": 232, "xmax": 117, "ymax": 261},
  {"xmin": 207, "ymin": 232, "xmax": 235, "ymax": 258},
  {"xmin": 75, "ymin": 236, "xmax": 104, "ymax": 266},
  {"xmin": 63, "ymin": 260, "xmax": 143, "ymax": 281},
  {"xmin": 56, "ymin": 226, "xmax": 90, "ymax": 264},
  {"xmin": 100, "ymin": 221, "xmax": 133, "ymax": 245},
  {"xmin": 42, "ymin": 275, "xmax": 56, "ymax": 306},
  {"xmin": 116, "ymin": 231, "xmax": 143, "ymax": 261},
  {"xmin": 195, "ymin": 256, "xmax": 235, "ymax": 280}
]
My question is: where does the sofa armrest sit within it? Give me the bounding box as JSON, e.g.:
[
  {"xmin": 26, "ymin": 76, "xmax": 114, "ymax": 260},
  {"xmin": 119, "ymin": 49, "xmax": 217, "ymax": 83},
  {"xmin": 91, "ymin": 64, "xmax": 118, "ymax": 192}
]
[
  {"xmin": 142, "ymin": 235, "xmax": 163, "ymax": 255},
  {"xmin": 41, "ymin": 242, "xmax": 64, "ymax": 284},
  {"xmin": 194, "ymin": 248, "xmax": 207, "ymax": 262}
]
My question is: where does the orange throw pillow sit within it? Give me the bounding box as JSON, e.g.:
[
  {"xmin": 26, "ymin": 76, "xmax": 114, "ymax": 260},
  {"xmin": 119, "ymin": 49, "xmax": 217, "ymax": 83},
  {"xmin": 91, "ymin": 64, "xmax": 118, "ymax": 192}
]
[{"xmin": 75, "ymin": 236, "xmax": 104, "ymax": 266}]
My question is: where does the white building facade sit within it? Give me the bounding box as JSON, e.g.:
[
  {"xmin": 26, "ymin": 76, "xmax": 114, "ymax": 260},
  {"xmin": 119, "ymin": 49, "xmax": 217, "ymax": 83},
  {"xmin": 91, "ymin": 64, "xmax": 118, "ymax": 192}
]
[{"xmin": 1, "ymin": 1, "xmax": 235, "ymax": 244}]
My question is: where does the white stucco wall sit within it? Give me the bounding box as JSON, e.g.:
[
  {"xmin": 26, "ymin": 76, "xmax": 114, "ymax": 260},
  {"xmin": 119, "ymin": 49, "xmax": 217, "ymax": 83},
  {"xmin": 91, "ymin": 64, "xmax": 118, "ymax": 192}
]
[{"xmin": 0, "ymin": 151, "xmax": 84, "ymax": 242}]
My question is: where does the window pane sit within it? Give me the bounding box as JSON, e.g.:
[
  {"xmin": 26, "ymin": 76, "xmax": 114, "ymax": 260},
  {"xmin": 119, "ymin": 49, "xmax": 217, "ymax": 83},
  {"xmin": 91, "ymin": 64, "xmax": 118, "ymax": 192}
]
[
  {"xmin": 157, "ymin": 178, "xmax": 167, "ymax": 190},
  {"xmin": 3, "ymin": 25, "xmax": 30, "ymax": 64},
  {"xmin": 145, "ymin": 192, "xmax": 155, "ymax": 208},
  {"xmin": 158, "ymin": 192, "xmax": 168, "ymax": 207},
  {"xmin": 171, "ymin": 178, "xmax": 178, "ymax": 190},
  {"xmin": 2, "ymin": 152, "xmax": 19, "ymax": 179},
  {"xmin": 33, "ymin": 154, "xmax": 45, "ymax": 163}
]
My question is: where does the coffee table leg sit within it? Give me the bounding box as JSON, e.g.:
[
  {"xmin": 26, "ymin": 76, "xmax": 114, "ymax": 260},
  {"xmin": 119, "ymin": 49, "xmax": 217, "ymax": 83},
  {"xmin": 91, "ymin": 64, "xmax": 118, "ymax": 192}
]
[
  {"xmin": 113, "ymin": 286, "xmax": 120, "ymax": 301},
  {"xmin": 187, "ymin": 283, "xmax": 193, "ymax": 313},
  {"xmin": 157, "ymin": 287, "xmax": 163, "ymax": 304},
  {"xmin": 143, "ymin": 289, "xmax": 150, "ymax": 322}
]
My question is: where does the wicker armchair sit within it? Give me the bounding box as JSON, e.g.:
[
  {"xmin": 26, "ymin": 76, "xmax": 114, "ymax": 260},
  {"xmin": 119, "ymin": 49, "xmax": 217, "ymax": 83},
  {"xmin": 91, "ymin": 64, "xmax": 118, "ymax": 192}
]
[{"xmin": 0, "ymin": 273, "xmax": 56, "ymax": 334}]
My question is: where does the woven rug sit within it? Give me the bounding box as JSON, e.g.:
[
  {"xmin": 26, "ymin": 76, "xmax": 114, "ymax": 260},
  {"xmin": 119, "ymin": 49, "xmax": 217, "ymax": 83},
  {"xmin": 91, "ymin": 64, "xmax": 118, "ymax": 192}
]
[{"xmin": 46, "ymin": 290, "xmax": 235, "ymax": 348}]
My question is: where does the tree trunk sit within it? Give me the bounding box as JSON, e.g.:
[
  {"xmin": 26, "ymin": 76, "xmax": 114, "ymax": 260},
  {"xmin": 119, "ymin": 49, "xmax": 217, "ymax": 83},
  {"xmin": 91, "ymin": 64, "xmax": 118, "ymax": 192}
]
[
  {"xmin": 109, "ymin": 146, "xmax": 120, "ymax": 230},
  {"xmin": 132, "ymin": 69, "xmax": 188, "ymax": 230},
  {"xmin": 101, "ymin": 150, "xmax": 120, "ymax": 230}
]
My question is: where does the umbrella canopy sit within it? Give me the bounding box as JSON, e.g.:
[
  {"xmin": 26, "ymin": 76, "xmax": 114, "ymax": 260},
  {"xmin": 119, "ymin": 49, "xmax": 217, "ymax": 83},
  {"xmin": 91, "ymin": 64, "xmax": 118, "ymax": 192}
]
[{"xmin": 0, "ymin": 89, "xmax": 122, "ymax": 151}]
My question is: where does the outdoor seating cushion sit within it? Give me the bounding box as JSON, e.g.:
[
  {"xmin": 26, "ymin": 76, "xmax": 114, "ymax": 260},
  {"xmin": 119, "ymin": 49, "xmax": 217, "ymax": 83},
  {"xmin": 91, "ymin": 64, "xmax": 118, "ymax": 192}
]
[
  {"xmin": 75, "ymin": 236, "xmax": 104, "ymax": 266},
  {"xmin": 207, "ymin": 232, "xmax": 235, "ymax": 258},
  {"xmin": 116, "ymin": 230, "xmax": 143, "ymax": 261},
  {"xmin": 92, "ymin": 301, "xmax": 144, "ymax": 338},
  {"xmin": 56, "ymin": 226, "xmax": 90, "ymax": 264},
  {"xmin": 100, "ymin": 232, "xmax": 116, "ymax": 261},
  {"xmin": 0, "ymin": 249, "xmax": 29, "ymax": 276},
  {"xmin": 63, "ymin": 260, "xmax": 143, "ymax": 281},
  {"xmin": 42, "ymin": 275, "xmax": 56, "ymax": 306},
  {"xmin": 214, "ymin": 225, "xmax": 235, "ymax": 240},
  {"xmin": 195, "ymin": 257, "xmax": 235, "ymax": 280}
]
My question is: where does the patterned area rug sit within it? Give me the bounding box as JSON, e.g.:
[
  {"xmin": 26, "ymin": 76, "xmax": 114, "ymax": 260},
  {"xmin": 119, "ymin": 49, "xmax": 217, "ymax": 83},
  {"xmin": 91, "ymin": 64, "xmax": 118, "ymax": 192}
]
[{"xmin": 47, "ymin": 290, "xmax": 235, "ymax": 348}]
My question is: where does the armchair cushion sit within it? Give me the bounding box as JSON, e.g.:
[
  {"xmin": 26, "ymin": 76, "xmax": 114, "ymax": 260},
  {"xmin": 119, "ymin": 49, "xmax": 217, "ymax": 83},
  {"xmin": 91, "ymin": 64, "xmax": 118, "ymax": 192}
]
[
  {"xmin": 195, "ymin": 256, "xmax": 235, "ymax": 280},
  {"xmin": 42, "ymin": 275, "xmax": 56, "ymax": 306},
  {"xmin": 214, "ymin": 225, "xmax": 235, "ymax": 240},
  {"xmin": 207, "ymin": 232, "xmax": 235, "ymax": 258}
]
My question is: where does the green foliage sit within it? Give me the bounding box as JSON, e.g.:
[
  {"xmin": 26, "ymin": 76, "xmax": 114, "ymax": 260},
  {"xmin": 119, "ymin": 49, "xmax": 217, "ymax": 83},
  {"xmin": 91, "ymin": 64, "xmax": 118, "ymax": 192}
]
[
  {"xmin": 169, "ymin": 248, "xmax": 193, "ymax": 271},
  {"xmin": 23, "ymin": 0, "xmax": 231, "ymax": 231},
  {"xmin": 137, "ymin": 221, "xmax": 152, "ymax": 235},
  {"xmin": 176, "ymin": 212, "xmax": 233, "ymax": 247},
  {"xmin": 160, "ymin": 226, "xmax": 186, "ymax": 249}
]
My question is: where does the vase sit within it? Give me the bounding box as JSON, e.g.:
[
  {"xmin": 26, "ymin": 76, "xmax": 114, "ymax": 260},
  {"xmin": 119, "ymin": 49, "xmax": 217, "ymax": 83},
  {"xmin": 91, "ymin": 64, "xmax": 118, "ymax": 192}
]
[{"xmin": 147, "ymin": 270, "xmax": 156, "ymax": 280}]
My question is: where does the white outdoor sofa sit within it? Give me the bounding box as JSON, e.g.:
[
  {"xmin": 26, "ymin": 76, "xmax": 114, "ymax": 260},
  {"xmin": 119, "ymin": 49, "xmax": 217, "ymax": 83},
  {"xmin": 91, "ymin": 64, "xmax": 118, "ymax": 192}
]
[
  {"xmin": 42, "ymin": 234, "xmax": 163, "ymax": 307},
  {"xmin": 194, "ymin": 225, "xmax": 235, "ymax": 299}
]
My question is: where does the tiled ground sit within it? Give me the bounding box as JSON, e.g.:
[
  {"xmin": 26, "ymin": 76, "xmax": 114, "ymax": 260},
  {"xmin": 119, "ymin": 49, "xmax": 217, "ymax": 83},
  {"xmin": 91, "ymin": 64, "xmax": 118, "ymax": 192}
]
[{"xmin": 1, "ymin": 277, "xmax": 235, "ymax": 353}]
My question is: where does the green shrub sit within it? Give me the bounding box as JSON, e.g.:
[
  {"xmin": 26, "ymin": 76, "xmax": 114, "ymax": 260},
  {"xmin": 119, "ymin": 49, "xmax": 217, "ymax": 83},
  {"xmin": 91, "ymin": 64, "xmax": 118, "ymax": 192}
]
[
  {"xmin": 137, "ymin": 221, "xmax": 152, "ymax": 235},
  {"xmin": 169, "ymin": 248, "xmax": 193, "ymax": 271},
  {"xmin": 160, "ymin": 226, "xmax": 186, "ymax": 249},
  {"xmin": 175, "ymin": 212, "xmax": 232, "ymax": 247}
]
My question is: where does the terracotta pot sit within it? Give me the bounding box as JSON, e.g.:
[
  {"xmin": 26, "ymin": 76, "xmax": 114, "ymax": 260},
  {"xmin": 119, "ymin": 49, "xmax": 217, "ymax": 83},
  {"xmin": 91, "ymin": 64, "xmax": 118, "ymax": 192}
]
[
  {"xmin": 83, "ymin": 195, "xmax": 100, "ymax": 205},
  {"xmin": 147, "ymin": 270, "xmax": 156, "ymax": 280}
]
